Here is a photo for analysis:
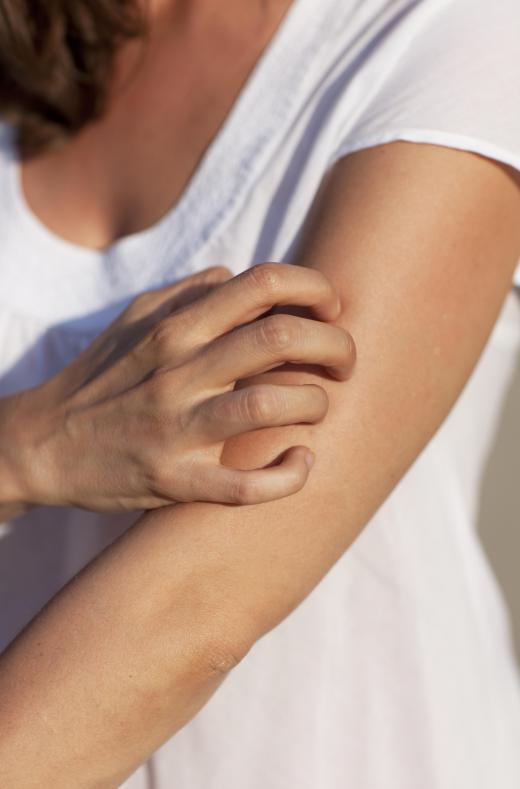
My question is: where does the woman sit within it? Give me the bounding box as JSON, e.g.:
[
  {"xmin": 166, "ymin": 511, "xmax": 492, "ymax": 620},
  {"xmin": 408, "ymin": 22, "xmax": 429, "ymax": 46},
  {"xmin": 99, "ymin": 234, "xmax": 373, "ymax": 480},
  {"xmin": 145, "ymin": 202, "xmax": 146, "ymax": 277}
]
[{"xmin": 1, "ymin": 0, "xmax": 520, "ymax": 787}]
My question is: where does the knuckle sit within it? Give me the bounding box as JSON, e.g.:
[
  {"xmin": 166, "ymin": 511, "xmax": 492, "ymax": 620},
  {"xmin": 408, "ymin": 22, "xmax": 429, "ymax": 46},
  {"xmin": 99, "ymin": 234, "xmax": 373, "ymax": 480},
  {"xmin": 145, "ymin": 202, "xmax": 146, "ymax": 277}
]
[
  {"xmin": 247, "ymin": 262, "xmax": 283, "ymax": 297},
  {"xmin": 150, "ymin": 318, "xmax": 181, "ymax": 359},
  {"xmin": 208, "ymin": 394, "xmax": 236, "ymax": 424},
  {"xmin": 132, "ymin": 289, "xmax": 160, "ymax": 314},
  {"xmin": 143, "ymin": 454, "xmax": 170, "ymax": 496},
  {"xmin": 147, "ymin": 471, "xmax": 176, "ymax": 502},
  {"xmin": 167, "ymin": 309, "xmax": 193, "ymax": 342},
  {"xmin": 132, "ymin": 290, "xmax": 155, "ymax": 308},
  {"xmin": 144, "ymin": 374, "xmax": 177, "ymax": 424},
  {"xmin": 122, "ymin": 336, "xmax": 143, "ymax": 368},
  {"xmin": 120, "ymin": 290, "xmax": 155, "ymax": 321},
  {"xmin": 229, "ymin": 474, "xmax": 257, "ymax": 505},
  {"xmin": 205, "ymin": 265, "xmax": 233, "ymax": 281},
  {"xmin": 258, "ymin": 314, "xmax": 295, "ymax": 352},
  {"xmin": 242, "ymin": 387, "xmax": 279, "ymax": 423},
  {"xmin": 146, "ymin": 374, "xmax": 193, "ymax": 431},
  {"xmin": 146, "ymin": 371, "xmax": 169, "ymax": 406},
  {"xmin": 144, "ymin": 446, "xmax": 191, "ymax": 501}
]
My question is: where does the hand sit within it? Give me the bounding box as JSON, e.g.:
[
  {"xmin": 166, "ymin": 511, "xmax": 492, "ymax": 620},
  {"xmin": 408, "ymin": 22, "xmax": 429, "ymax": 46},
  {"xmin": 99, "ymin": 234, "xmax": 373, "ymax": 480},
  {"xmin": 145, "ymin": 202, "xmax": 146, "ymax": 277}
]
[{"xmin": 3, "ymin": 263, "xmax": 355, "ymax": 511}]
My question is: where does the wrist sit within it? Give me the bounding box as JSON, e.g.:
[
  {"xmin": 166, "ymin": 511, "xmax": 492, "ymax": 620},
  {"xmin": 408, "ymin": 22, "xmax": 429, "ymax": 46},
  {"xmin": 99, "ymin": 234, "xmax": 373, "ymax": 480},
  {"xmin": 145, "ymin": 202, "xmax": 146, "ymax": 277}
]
[{"xmin": 0, "ymin": 391, "xmax": 38, "ymax": 509}]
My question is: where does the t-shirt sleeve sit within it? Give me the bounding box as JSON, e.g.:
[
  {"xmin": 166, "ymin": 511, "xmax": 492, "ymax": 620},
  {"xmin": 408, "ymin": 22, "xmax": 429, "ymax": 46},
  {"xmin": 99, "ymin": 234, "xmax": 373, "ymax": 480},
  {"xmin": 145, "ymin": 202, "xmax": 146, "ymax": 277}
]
[{"xmin": 329, "ymin": 0, "xmax": 520, "ymax": 175}]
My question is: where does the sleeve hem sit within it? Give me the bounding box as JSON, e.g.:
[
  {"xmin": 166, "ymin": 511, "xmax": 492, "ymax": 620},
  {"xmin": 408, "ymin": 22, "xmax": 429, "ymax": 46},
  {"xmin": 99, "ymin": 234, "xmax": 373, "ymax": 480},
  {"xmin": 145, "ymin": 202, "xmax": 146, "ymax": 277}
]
[{"xmin": 330, "ymin": 128, "xmax": 520, "ymax": 176}]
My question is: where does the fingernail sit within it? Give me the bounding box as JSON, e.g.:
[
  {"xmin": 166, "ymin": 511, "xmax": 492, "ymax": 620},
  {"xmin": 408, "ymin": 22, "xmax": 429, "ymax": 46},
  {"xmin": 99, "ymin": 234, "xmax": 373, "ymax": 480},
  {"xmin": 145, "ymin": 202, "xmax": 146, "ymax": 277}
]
[{"xmin": 305, "ymin": 451, "xmax": 315, "ymax": 470}]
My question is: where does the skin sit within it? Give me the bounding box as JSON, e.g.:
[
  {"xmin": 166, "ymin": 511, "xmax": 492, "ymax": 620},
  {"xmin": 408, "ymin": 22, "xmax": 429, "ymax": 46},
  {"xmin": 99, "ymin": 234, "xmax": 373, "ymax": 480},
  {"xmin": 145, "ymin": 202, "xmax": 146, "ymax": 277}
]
[
  {"xmin": 2, "ymin": 2, "xmax": 520, "ymax": 788},
  {"xmin": 1, "ymin": 144, "xmax": 519, "ymax": 788},
  {"xmin": 0, "ymin": 0, "xmax": 355, "ymax": 515},
  {"xmin": 20, "ymin": 0, "xmax": 293, "ymax": 250},
  {"xmin": 0, "ymin": 262, "xmax": 354, "ymax": 514}
]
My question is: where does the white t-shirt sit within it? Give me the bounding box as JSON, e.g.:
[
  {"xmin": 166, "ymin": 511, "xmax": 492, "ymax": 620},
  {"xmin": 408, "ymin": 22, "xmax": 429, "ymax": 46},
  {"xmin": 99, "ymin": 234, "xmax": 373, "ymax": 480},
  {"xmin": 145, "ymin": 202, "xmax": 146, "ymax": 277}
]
[{"xmin": 1, "ymin": 0, "xmax": 520, "ymax": 786}]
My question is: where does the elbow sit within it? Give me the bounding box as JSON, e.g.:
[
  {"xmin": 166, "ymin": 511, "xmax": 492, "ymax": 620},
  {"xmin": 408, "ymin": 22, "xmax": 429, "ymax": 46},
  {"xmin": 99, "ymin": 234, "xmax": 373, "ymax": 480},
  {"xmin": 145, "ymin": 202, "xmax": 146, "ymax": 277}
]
[
  {"xmin": 172, "ymin": 566, "xmax": 261, "ymax": 678},
  {"xmin": 196, "ymin": 615, "xmax": 257, "ymax": 677},
  {"xmin": 202, "ymin": 634, "xmax": 253, "ymax": 677}
]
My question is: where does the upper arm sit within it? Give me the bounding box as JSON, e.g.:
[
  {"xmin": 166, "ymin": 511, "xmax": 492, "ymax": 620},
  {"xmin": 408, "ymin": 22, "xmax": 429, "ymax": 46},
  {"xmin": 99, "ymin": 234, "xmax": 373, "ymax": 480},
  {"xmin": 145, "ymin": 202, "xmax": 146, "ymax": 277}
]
[{"xmin": 143, "ymin": 141, "xmax": 520, "ymax": 656}]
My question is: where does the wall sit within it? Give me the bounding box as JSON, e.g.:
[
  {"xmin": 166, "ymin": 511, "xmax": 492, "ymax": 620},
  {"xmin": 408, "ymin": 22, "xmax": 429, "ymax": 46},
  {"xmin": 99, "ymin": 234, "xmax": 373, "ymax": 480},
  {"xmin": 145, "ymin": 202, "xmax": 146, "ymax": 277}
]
[{"xmin": 478, "ymin": 339, "xmax": 520, "ymax": 667}]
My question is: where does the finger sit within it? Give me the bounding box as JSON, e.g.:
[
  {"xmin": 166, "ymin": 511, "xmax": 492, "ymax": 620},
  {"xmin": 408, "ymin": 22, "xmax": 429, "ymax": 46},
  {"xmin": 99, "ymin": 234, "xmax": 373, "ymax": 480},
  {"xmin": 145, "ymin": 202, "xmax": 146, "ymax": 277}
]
[
  {"xmin": 192, "ymin": 445, "xmax": 315, "ymax": 505},
  {"xmin": 192, "ymin": 314, "xmax": 356, "ymax": 385},
  {"xmin": 126, "ymin": 266, "xmax": 233, "ymax": 323},
  {"xmin": 86, "ymin": 267, "xmax": 234, "ymax": 396},
  {"xmin": 192, "ymin": 384, "xmax": 329, "ymax": 442},
  {"xmin": 172, "ymin": 262, "xmax": 342, "ymax": 343},
  {"xmin": 159, "ymin": 266, "xmax": 234, "ymax": 316}
]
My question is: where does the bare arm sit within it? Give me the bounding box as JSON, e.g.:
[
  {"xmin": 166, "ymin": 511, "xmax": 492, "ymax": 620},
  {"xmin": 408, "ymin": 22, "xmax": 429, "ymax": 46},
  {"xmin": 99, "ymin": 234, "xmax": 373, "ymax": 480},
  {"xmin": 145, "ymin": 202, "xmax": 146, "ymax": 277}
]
[{"xmin": 1, "ymin": 142, "xmax": 520, "ymax": 789}]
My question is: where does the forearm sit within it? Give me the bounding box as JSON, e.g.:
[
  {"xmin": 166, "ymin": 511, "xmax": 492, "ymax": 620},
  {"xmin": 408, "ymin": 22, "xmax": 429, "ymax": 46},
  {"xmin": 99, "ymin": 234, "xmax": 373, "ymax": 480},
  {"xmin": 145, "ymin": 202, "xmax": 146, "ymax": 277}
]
[
  {"xmin": 0, "ymin": 386, "xmax": 345, "ymax": 789},
  {"xmin": 0, "ymin": 504, "xmax": 244, "ymax": 789}
]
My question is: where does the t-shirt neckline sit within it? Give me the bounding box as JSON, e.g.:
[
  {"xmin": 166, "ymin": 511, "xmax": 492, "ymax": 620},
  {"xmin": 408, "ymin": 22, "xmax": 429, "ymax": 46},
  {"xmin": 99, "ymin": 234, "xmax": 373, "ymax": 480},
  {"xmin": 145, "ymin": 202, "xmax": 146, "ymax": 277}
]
[{"xmin": 5, "ymin": 0, "xmax": 319, "ymax": 267}]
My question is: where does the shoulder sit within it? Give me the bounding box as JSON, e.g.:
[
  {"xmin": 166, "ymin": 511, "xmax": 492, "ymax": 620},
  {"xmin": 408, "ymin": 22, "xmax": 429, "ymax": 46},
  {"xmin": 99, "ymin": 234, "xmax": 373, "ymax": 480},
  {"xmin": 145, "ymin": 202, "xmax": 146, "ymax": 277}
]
[
  {"xmin": 328, "ymin": 0, "xmax": 520, "ymax": 88},
  {"xmin": 326, "ymin": 0, "xmax": 520, "ymax": 182},
  {"xmin": 393, "ymin": 0, "xmax": 520, "ymax": 65}
]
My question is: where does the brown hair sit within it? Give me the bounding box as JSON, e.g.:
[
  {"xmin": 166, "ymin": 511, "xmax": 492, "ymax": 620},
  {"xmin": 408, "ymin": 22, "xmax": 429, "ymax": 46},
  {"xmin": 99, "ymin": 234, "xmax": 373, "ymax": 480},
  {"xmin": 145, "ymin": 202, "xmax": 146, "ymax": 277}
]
[{"xmin": 0, "ymin": 0, "xmax": 145, "ymax": 159}]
